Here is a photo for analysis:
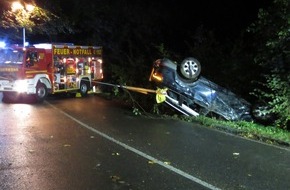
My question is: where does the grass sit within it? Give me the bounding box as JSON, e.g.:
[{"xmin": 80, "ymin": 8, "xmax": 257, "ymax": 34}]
[{"xmin": 178, "ymin": 115, "xmax": 290, "ymax": 147}]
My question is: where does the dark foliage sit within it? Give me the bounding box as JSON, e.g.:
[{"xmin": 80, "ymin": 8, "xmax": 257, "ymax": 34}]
[{"xmin": 247, "ymin": 0, "xmax": 290, "ymax": 129}]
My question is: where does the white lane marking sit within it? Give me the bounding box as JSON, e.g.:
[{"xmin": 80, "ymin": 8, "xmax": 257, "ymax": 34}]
[{"xmin": 48, "ymin": 103, "xmax": 221, "ymax": 190}]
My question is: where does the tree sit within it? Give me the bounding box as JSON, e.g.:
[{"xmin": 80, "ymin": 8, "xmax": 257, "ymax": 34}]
[
  {"xmin": 0, "ymin": 1, "xmax": 73, "ymax": 43},
  {"xmin": 248, "ymin": 0, "xmax": 290, "ymax": 128}
]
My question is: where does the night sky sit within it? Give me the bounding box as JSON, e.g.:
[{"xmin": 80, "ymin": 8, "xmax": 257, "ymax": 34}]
[{"xmin": 162, "ymin": 1, "xmax": 272, "ymax": 39}]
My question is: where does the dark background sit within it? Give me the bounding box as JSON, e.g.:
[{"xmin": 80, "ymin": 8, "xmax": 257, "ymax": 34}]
[{"xmin": 0, "ymin": 0, "xmax": 272, "ymax": 46}]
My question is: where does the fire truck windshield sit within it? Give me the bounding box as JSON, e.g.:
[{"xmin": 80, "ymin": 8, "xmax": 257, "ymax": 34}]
[{"xmin": 0, "ymin": 49, "xmax": 24, "ymax": 65}]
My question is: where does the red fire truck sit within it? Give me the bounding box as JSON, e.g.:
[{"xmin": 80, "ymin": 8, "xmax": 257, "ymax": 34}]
[{"xmin": 0, "ymin": 43, "xmax": 103, "ymax": 102}]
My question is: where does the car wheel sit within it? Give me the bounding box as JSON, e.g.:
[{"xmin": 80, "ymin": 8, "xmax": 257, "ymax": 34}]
[
  {"xmin": 251, "ymin": 102, "xmax": 273, "ymax": 122},
  {"xmin": 177, "ymin": 57, "xmax": 201, "ymax": 82},
  {"xmin": 35, "ymin": 82, "xmax": 48, "ymax": 103}
]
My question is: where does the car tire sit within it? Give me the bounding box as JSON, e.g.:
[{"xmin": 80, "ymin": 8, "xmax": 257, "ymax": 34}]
[
  {"xmin": 251, "ymin": 102, "xmax": 274, "ymax": 123},
  {"xmin": 35, "ymin": 82, "xmax": 48, "ymax": 103},
  {"xmin": 177, "ymin": 57, "xmax": 201, "ymax": 82}
]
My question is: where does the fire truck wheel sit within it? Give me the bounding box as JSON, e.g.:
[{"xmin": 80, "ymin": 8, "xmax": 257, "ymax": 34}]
[
  {"xmin": 35, "ymin": 82, "xmax": 48, "ymax": 103},
  {"xmin": 80, "ymin": 81, "xmax": 89, "ymax": 97}
]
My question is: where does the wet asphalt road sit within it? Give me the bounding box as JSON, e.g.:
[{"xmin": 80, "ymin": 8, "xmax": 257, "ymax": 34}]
[{"xmin": 0, "ymin": 93, "xmax": 290, "ymax": 190}]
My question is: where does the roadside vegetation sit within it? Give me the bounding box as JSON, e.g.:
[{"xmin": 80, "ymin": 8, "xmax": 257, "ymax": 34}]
[
  {"xmin": 180, "ymin": 115, "xmax": 290, "ymax": 147},
  {"xmin": 247, "ymin": 0, "xmax": 290, "ymax": 129}
]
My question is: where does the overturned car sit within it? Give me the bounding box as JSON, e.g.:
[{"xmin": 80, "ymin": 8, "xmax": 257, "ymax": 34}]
[{"xmin": 149, "ymin": 57, "xmax": 269, "ymax": 122}]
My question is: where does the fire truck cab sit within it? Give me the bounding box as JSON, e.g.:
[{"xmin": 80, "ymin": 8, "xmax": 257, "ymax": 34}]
[{"xmin": 0, "ymin": 43, "xmax": 103, "ymax": 102}]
